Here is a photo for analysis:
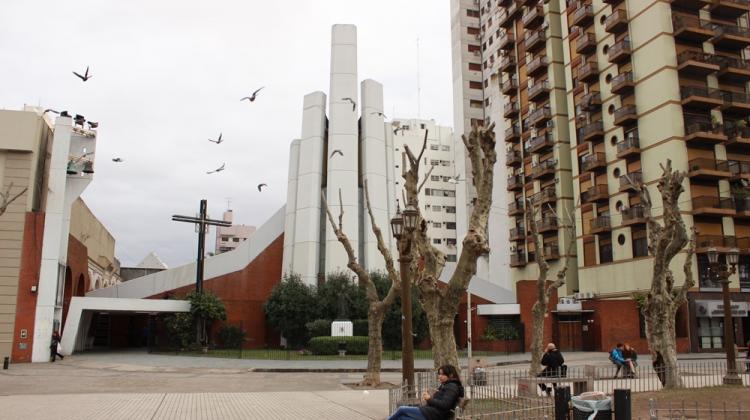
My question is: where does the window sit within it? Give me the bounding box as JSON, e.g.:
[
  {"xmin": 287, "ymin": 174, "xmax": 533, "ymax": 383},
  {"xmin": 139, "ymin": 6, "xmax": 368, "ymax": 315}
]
[
  {"xmin": 420, "ymin": 123, "xmax": 426, "ymax": 129},
  {"xmin": 467, "ymin": 9, "xmax": 480, "ymax": 18},
  {"xmin": 446, "ymin": 254, "xmax": 457, "ymax": 262},
  {"xmin": 469, "ymin": 62, "xmax": 482, "ymax": 71},
  {"xmin": 433, "ymin": 238, "xmax": 442, "ymax": 244},
  {"xmin": 599, "ymin": 237, "xmax": 613, "ymax": 263},
  {"xmin": 470, "ymin": 100, "xmax": 483, "ymax": 109},
  {"xmin": 433, "ymin": 205, "xmax": 442, "ymax": 212},
  {"xmin": 740, "ymin": 256, "xmax": 750, "ymax": 290},
  {"xmin": 431, "ymin": 175, "xmax": 441, "ymax": 181},
  {"xmin": 441, "ymin": 145, "xmax": 451, "ymax": 151},
  {"xmin": 698, "ymin": 254, "xmax": 722, "ymax": 289},
  {"xmin": 446, "ymin": 238, "xmax": 457, "ymax": 246},
  {"xmin": 469, "ymin": 81, "xmax": 483, "ymax": 90},
  {"xmin": 424, "ymin": 188, "xmax": 432, "ymax": 196},
  {"xmin": 443, "ymin": 190, "xmax": 456, "ymax": 197},
  {"xmin": 468, "ymin": 44, "xmax": 481, "ymax": 53},
  {"xmin": 430, "ymin": 144, "xmax": 440, "ymax": 150},
  {"xmin": 431, "ymin": 159, "xmax": 440, "ymax": 166},
  {"xmin": 433, "ymin": 222, "xmax": 442, "ymax": 228},
  {"xmin": 441, "ymin": 160, "xmax": 451, "ymax": 167},
  {"xmin": 632, "ymin": 228, "xmax": 648, "ymax": 257},
  {"xmin": 446, "ymin": 222, "xmax": 457, "ymax": 230},
  {"xmin": 445, "ymin": 206, "xmax": 456, "ymax": 213},
  {"xmin": 233, "ymin": 238, "xmax": 240, "ymax": 242},
  {"xmin": 467, "ymin": 26, "xmax": 480, "ymax": 35}
]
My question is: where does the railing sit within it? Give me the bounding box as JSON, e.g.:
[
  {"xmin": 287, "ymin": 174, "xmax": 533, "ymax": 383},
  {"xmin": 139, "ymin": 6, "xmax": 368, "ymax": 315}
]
[
  {"xmin": 692, "ymin": 196, "xmax": 735, "ymax": 210},
  {"xmin": 528, "ymin": 80, "xmax": 550, "ymax": 99},
  {"xmin": 575, "ymin": 32, "xmax": 597, "ymax": 53},
  {"xmin": 713, "ymin": 21, "xmax": 750, "ymax": 38},
  {"xmin": 509, "ymin": 226, "xmax": 526, "ymax": 238},
  {"xmin": 672, "ymin": 14, "xmax": 715, "ymax": 32},
  {"xmin": 507, "ymin": 174, "xmax": 524, "ymax": 188},
  {"xmin": 508, "ymin": 200, "xmax": 524, "ymax": 214},
  {"xmin": 543, "ymin": 244, "xmax": 560, "ymax": 258},
  {"xmin": 510, "ymin": 252, "xmax": 527, "ymax": 266},
  {"xmin": 505, "ymin": 124, "xmax": 520, "ymax": 139},
  {"xmin": 622, "ymin": 205, "xmax": 647, "ymax": 222},
  {"xmin": 604, "ymin": 8, "xmax": 628, "ymax": 31},
  {"xmin": 531, "ymin": 187, "xmax": 556, "ymax": 204},
  {"xmin": 526, "ymin": 55, "xmax": 548, "ymax": 75},
  {"xmin": 525, "ymin": 134, "xmax": 553, "ymax": 152},
  {"xmin": 696, "ymin": 234, "xmax": 736, "ymax": 249},
  {"xmin": 619, "ymin": 171, "xmax": 642, "ymax": 189},
  {"xmin": 680, "ymin": 86, "xmax": 722, "ymax": 100},
  {"xmin": 578, "ymin": 120, "xmax": 604, "ymax": 140},
  {"xmin": 581, "ymin": 152, "xmax": 606, "ymax": 172},
  {"xmin": 611, "ymin": 71, "xmax": 634, "ymax": 91},
  {"xmin": 688, "ymin": 157, "xmax": 730, "ymax": 172},
  {"xmin": 536, "ymin": 217, "xmax": 558, "ymax": 231},
  {"xmin": 522, "ymin": 5, "xmax": 543, "ymax": 27},
  {"xmin": 500, "ymin": 55, "xmax": 516, "ymax": 70},
  {"xmin": 506, "ymin": 150, "xmax": 521, "ymax": 164},
  {"xmin": 499, "ymin": 29, "xmax": 515, "ymax": 47},
  {"xmin": 532, "ymin": 159, "xmax": 557, "ymax": 177},
  {"xmin": 504, "ymin": 101, "xmax": 519, "ymax": 115},
  {"xmin": 576, "ymin": 60, "xmax": 599, "ymax": 81},
  {"xmin": 501, "ymin": 79, "xmax": 519, "ymax": 95},
  {"xmin": 736, "ymin": 195, "xmax": 750, "ymax": 212},
  {"xmin": 677, "ymin": 50, "xmax": 719, "ymax": 66},
  {"xmin": 608, "ymin": 39, "xmax": 631, "ymax": 60},
  {"xmin": 580, "ymin": 91, "xmax": 601, "ymax": 110},
  {"xmin": 684, "ymin": 118, "xmax": 717, "ymax": 135},
  {"xmin": 616, "ymin": 135, "xmax": 640, "ymax": 153},
  {"xmin": 524, "ymin": 29, "xmax": 546, "ymax": 49},
  {"xmin": 582, "ymin": 184, "xmax": 608, "ymax": 202},
  {"xmin": 722, "ymin": 90, "xmax": 750, "ymax": 105},
  {"xmin": 729, "ymin": 160, "xmax": 750, "ymax": 177},
  {"xmin": 591, "ymin": 215, "xmax": 611, "ymax": 231},
  {"xmin": 614, "ymin": 105, "xmax": 637, "ymax": 122},
  {"xmin": 528, "ymin": 107, "xmax": 552, "ymax": 126},
  {"xmin": 719, "ymin": 55, "xmax": 750, "ymax": 71},
  {"xmin": 572, "ymin": 4, "xmax": 594, "ymax": 26}
]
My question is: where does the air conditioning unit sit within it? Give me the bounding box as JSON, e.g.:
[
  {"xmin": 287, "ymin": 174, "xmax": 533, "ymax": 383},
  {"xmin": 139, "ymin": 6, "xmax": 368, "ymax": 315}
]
[
  {"xmin": 574, "ymin": 292, "xmax": 583, "ymax": 300},
  {"xmin": 559, "ymin": 297, "xmax": 566, "ymax": 304},
  {"xmin": 510, "ymin": 245, "xmax": 517, "ymax": 252}
]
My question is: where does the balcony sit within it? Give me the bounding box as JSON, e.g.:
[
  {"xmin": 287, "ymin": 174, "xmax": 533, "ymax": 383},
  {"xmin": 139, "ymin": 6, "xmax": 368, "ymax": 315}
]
[
  {"xmin": 580, "ymin": 91, "xmax": 601, "ymax": 111},
  {"xmin": 610, "ymin": 72, "xmax": 634, "ymax": 95},
  {"xmin": 613, "ymin": 105, "xmax": 638, "ymax": 126},
  {"xmin": 718, "ymin": 56, "xmax": 750, "ymax": 82},
  {"xmin": 684, "ymin": 119, "xmax": 728, "ymax": 145},
  {"xmin": 505, "ymin": 124, "xmax": 521, "ymax": 142},
  {"xmin": 619, "ymin": 171, "xmax": 642, "ymax": 192},
  {"xmin": 522, "ymin": 5, "xmax": 544, "ymax": 29},
  {"xmin": 621, "ymin": 205, "xmax": 648, "ymax": 226},
  {"xmin": 578, "ymin": 121, "xmax": 604, "ymax": 142},
  {"xmin": 727, "ymin": 125, "xmax": 750, "ymax": 148},
  {"xmin": 507, "ymin": 174, "xmax": 524, "ymax": 190},
  {"xmin": 608, "ymin": 39, "xmax": 631, "ymax": 64},
  {"xmin": 603, "ymin": 0, "xmax": 625, "ymax": 5},
  {"xmin": 527, "ymin": 55, "xmax": 549, "ymax": 77},
  {"xmin": 590, "ymin": 215, "xmax": 612, "ymax": 234},
  {"xmin": 576, "ymin": 60, "xmax": 599, "ymax": 83},
  {"xmin": 616, "ymin": 134, "xmax": 641, "ymax": 159},
  {"xmin": 686, "ymin": 158, "xmax": 731, "ymax": 180},
  {"xmin": 528, "ymin": 80, "xmax": 551, "ymax": 102},
  {"xmin": 529, "ymin": 107, "xmax": 552, "ymax": 127},
  {"xmin": 537, "ymin": 217, "xmax": 558, "ymax": 233},
  {"xmin": 572, "ymin": 4, "xmax": 594, "ymax": 27},
  {"xmin": 510, "ymin": 252, "xmax": 527, "ymax": 267},
  {"xmin": 581, "ymin": 184, "xmax": 609, "ymax": 203},
  {"xmin": 532, "ymin": 159, "xmax": 557, "ymax": 179},
  {"xmin": 531, "ymin": 187, "xmax": 557, "ymax": 205},
  {"xmin": 669, "ymin": 0, "xmax": 710, "ymax": 10},
  {"xmin": 736, "ymin": 195, "xmax": 750, "ymax": 217},
  {"xmin": 543, "ymin": 244, "xmax": 561, "ymax": 260},
  {"xmin": 525, "ymin": 133, "xmax": 554, "ymax": 153},
  {"xmin": 510, "ymin": 226, "xmax": 526, "ymax": 241},
  {"xmin": 712, "ymin": 23, "xmax": 750, "ymax": 50},
  {"xmin": 677, "ymin": 51, "xmax": 720, "ymax": 76},
  {"xmin": 524, "ymin": 29, "xmax": 546, "ymax": 53},
  {"xmin": 695, "ymin": 234, "xmax": 736, "ymax": 252},
  {"xmin": 672, "ymin": 15, "xmax": 715, "ymax": 43},
  {"xmin": 680, "ymin": 86, "xmax": 723, "ymax": 110},
  {"xmin": 504, "ymin": 101, "xmax": 520, "ymax": 117},
  {"xmin": 508, "ymin": 200, "xmax": 525, "ymax": 216},
  {"xmin": 500, "ymin": 55, "xmax": 517, "ymax": 73},
  {"xmin": 576, "ymin": 32, "xmax": 597, "ymax": 55},
  {"xmin": 604, "ymin": 9, "xmax": 629, "ymax": 34},
  {"xmin": 721, "ymin": 91, "xmax": 750, "ymax": 115},
  {"xmin": 710, "ymin": 0, "xmax": 750, "ymax": 19},
  {"xmin": 692, "ymin": 196, "xmax": 736, "ymax": 217},
  {"xmin": 502, "ymin": 78, "xmax": 519, "ymax": 95},
  {"xmin": 581, "ymin": 152, "xmax": 607, "ymax": 173},
  {"xmin": 499, "ymin": 29, "xmax": 516, "ymax": 50},
  {"xmin": 506, "ymin": 149, "xmax": 522, "ymax": 166}
]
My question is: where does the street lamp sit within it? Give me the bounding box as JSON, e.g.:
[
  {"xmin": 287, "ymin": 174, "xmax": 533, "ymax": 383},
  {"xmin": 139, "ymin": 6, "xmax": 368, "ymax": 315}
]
[
  {"xmin": 706, "ymin": 247, "xmax": 742, "ymax": 385},
  {"xmin": 391, "ymin": 202, "xmax": 419, "ymax": 397}
]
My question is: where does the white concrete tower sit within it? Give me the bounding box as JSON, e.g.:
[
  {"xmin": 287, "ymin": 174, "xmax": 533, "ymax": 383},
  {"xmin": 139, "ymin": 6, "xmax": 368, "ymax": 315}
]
[
  {"xmin": 325, "ymin": 24, "xmax": 360, "ymax": 275},
  {"xmin": 282, "ymin": 138, "xmax": 300, "ymax": 274},
  {"xmin": 360, "ymin": 79, "xmax": 391, "ymax": 271}
]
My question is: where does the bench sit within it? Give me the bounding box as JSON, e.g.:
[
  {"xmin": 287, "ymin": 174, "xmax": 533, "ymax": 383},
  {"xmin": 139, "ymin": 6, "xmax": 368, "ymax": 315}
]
[{"xmin": 517, "ymin": 377, "xmax": 593, "ymax": 398}]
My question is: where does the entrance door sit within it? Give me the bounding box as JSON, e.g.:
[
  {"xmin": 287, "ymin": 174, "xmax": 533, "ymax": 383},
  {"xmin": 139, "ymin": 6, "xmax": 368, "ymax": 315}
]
[{"xmin": 557, "ymin": 315, "xmax": 582, "ymax": 351}]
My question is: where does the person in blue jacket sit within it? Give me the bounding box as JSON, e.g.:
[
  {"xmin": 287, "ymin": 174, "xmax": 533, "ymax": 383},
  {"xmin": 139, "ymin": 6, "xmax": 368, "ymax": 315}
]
[{"xmin": 610, "ymin": 343, "xmax": 634, "ymax": 378}]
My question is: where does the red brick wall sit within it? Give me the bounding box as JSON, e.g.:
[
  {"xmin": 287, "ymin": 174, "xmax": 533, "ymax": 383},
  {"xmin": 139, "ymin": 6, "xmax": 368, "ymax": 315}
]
[
  {"xmin": 456, "ymin": 293, "xmax": 493, "ymax": 348},
  {"xmin": 517, "ymin": 280, "xmax": 558, "ymax": 349},
  {"xmin": 11, "ymin": 213, "xmax": 45, "ymax": 363},
  {"xmin": 150, "ymin": 234, "xmax": 285, "ymax": 348},
  {"xmin": 62, "ymin": 235, "xmax": 90, "ymax": 330}
]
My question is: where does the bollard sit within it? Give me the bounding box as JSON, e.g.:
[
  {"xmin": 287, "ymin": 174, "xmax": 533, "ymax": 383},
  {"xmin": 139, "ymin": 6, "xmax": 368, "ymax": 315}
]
[
  {"xmin": 3, "ymin": 356, "xmax": 9, "ymax": 370},
  {"xmin": 554, "ymin": 386, "xmax": 571, "ymax": 420},
  {"xmin": 614, "ymin": 388, "xmax": 631, "ymax": 420}
]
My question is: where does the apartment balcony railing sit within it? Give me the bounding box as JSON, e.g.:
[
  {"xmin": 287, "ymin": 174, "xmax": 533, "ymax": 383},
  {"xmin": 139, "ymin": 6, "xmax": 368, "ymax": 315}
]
[
  {"xmin": 736, "ymin": 195, "xmax": 750, "ymax": 216},
  {"xmin": 506, "ymin": 149, "xmax": 522, "ymax": 166},
  {"xmin": 608, "ymin": 39, "xmax": 631, "ymax": 64},
  {"xmin": 525, "ymin": 133, "xmax": 554, "ymax": 153},
  {"xmin": 508, "ymin": 200, "xmax": 525, "ymax": 216},
  {"xmin": 610, "ymin": 72, "xmax": 634, "ymax": 95},
  {"xmin": 677, "ymin": 51, "xmax": 721, "ymax": 76},
  {"xmin": 578, "ymin": 120, "xmax": 604, "ymax": 142},
  {"xmin": 695, "ymin": 234, "xmax": 736, "ymax": 252},
  {"xmin": 527, "ymin": 55, "xmax": 549, "ymax": 77},
  {"xmin": 613, "ymin": 105, "xmax": 637, "ymax": 126},
  {"xmin": 528, "ymin": 107, "xmax": 552, "ymax": 127},
  {"xmin": 524, "ymin": 29, "xmax": 547, "ymax": 52},
  {"xmin": 500, "ymin": 55, "xmax": 517, "ymax": 73},
  {"xmin": 528, "ymin": 80, "xmax": 551, "ymax": 102},
  {"xmin": 531, "ymin": 187, "xmax": 557, "ymax": 204},
  {"xmin": 670, "ymin": 0, "xmax": 710, "ymax": 11},
  {"xmin": 687, "ymin": 158, "xmax": 731, "ymax": 180},
  {"xmin": 581, "ymin": 184, "xmax": 609, "ymax": 203},
  {"xmin": 510, "ymin": 252, "xmax": 527, "ymax": 267},
  {"xmin": 590, "ymin": 215, "xmax": 611, "ymax": 234},
  {"xmin": 502, "ymin": 78, "xmax": 519, "ymax": 95},
  {"xmin": 509, "ymin": 226, "xmax": 526, "ymax": 241},
  {"xmin": 710, "ymin": 0, "xmax": 750, "ymax": 19},
  {"xmin": 680, "ymin": 86, "xmax": 724, "ymax": 109},
  {"xmin": 684, "ymin": 118, "xmax": 728, "ymax": 145},
  {"xmin": 537, "ymin": 217, "xmax": 558, "ymax": 233},
  {"xmin": 505, "ymin": 124, "xmax": 521, "ymax": 142},
  {"xmin": 615, "ymin": 138, "xmax": 639, "ymax": 163},
  {"xmin": 522, "ymin": 5, "xmax": 544, "ymax": 29},
  {"xmin": 672, "ymin": 15, "xmax": 715, "ymax": 43},
  {"xmin": 718, "ymin": 56, "xmax": 750, "ymax": 82},
  {"xmin": 576, "ymin": 60, "xmax": 599, "ymax": 83},
  {"xmin": 572, "ymin": 4, "xmax": 594, "ymax": 27},
  {"xmin": 581, "ymin": 152, "xmax": 606, "ymax": 173},
  {"xmin": 575, "ymin": 32, "xmax": 597, "ymax": 55},
  {"xmin": 712, "ymin": 22, "xmax": 750, "ymax": 50},
  {"xmin": 619, "ymin": 171, "xmax": 642, "ymax": 192},
  {"xmin": 504, "ymin": 101, "xmax": 520, "ymax": 117},
  {"xmin": 721, "ymin": 90, "xmax": 750, "ymax": 114},
  {"xmin": 580, "ymin": 91, "xmax": 601, "ymax": 111},
  {"xmin": 532, "ymin": 159, "xmax": 557, "ymax": 179},
  {"xmin": 691, "ymin": 196, "xmax": 736, "ymax": 217},
  {"xmin": 604, "ymin": 8, "xmax": 629, "ymax": 34},
  {"xmin": 621, "ymin": 205, "xmax": 647, "ymax": 226},
  {"xmin": 507, "ymin": 174, "xmax": 524, "ymax": 190},
  {"xmin": 499, "ymin": 29, "xmax": 516, "ymax": 50},
  {"xmin": 543, "ymin": 244, "xmax": 561, "ymax": 260},
  {"xmin": 603, "ymin": 0, "xmax": 624, "ymax": 5}
]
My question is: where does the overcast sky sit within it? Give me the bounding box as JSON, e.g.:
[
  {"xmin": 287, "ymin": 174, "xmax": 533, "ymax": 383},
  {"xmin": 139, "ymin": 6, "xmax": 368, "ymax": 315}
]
[{"xmin": 1, "ymin": 0, "xmax": 454, "ymax": 268}]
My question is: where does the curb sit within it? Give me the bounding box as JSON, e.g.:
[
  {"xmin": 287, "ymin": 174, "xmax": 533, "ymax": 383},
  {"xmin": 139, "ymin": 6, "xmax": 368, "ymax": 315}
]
[{"xmin": 249, "ymin": 359, "xmax": 532, "ymax": 373}]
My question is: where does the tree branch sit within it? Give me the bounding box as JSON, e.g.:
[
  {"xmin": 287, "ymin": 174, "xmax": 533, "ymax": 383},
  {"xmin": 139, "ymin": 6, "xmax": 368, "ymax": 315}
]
[
  {"xmin": 320, "ymin": 190, "xmax": 369, "ymax": 289},
  {"xmin": 417, "ymin": 164, "xmax": 436, "ymax": 194},
  {"xmin": 672, "ymin": 227, "xmax": 697, "ymax": 307},
  {"xmin": 363, "ymin": 180, "xmax": 400, "ymax": 306},
  {"xmin": 0, "ymin": 183, "xmax": 28, "ymax": 217}
]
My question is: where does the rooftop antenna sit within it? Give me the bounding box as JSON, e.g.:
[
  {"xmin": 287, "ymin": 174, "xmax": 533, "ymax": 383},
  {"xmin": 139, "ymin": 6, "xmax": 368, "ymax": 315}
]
[
  {"xmin": 225, "ymin": 197, "xmax": 232, "ymax": 211},
  {"xmin": 417, "ymin": 37, "xmax": 422, "ymax": 119}
]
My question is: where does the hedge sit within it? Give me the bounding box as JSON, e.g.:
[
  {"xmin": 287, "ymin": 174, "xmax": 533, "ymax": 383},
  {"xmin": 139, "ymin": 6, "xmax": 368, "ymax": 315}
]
[
  {"xmin": 306, "ymin": 319, "xmax": 332, "ymax": 338},
  {"xmin": 353, "ymin": 319, "xmax": 368, "ymax": 336},
  {"xmin": 308, "ymin": 336, "xmax": 369, "ymax": 355}
]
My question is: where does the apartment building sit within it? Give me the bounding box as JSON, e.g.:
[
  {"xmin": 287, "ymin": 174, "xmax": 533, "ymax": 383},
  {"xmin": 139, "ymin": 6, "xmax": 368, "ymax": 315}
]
[{"xmin": 214, "ymin": 209, "xmax": 256, "ymax": 255}]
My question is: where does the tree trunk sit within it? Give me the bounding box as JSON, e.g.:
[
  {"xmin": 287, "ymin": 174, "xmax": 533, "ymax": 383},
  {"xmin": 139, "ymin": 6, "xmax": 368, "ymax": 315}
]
[
  {"xmin": 427, "ymin": 310, "xmax": 459, "ymax": 369},
  {"xmin": 362, "ymin": 304, "xmax": 386, "ymax": 386},
  {"xmin": 646, "ymin": 295, "xmax": 683, "ymax": 388},
  {"xmin": 529, "ymin": 301, "xmax": 546, "ymax": 375}
]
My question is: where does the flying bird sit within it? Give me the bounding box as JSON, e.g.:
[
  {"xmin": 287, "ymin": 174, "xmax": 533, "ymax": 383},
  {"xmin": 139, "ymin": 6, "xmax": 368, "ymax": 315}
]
[
  {"xmin": 257, "ymin": 183, "xmax": 267, "ymax": 192},
  {"xmin": 87, "ymin": 121, "xmax": 99, "ymax": 129},
  {"xmin": 208, "ymin": 133, "xmax": 223, "ymax": 144},
  {"xmin": 43, "ymin": 109, "xmax": 59, "ymax": 115},
  {"xmin": 112, "ymin": 158, "xmax": 123, "ymax": 163},
  {"xmin": 73, "ymin": 66, "xmax": 93, "ymax": 82},
  {"xmin": 207, "ymin": 163, "xmax": 226, "ymax": 174},
  {"xmin": 240, "ymin": 87, "xmax": 265, "ymax": 102},
  {"xmin": 342, "ymin": 97, "xmax": 356, "ymax": 111},
  {"xmin": 371, "ymin": 111, "xmax": 387, "ymax": 118},
  {"xmin": 330, "ymin": 149, "xmax": 343, "ymax": 158}
]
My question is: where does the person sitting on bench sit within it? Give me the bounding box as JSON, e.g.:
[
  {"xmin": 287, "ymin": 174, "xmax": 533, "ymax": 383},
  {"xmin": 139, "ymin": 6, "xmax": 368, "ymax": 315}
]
[
  {"xmin": 538, "ymin": 343, "xmax": 565, "ymax": 396},
  {"xmin": 610, "ymin": 343, "xmax": 634, "ymax": 378}
]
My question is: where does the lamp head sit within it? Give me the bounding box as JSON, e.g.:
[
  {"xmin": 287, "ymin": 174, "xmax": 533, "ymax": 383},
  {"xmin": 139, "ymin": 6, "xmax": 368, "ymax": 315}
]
[
  {"xmin": 707, "ymin": 247, "xmax": 719, "ymax": 265},
  {"xmin": 728, "ymin": 248, "xmax": 740, "ymax": 266},
  {"xmin": 390, "ymin": 209, "xmax": 404, "ymax": 239},
  {"xmin": 402, "ymin": 203, "xmax": 419, "ymax": 233}
]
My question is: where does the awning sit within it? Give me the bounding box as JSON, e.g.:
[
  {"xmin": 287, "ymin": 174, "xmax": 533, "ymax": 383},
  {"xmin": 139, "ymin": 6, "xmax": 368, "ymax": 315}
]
[{"xmin": 477, "ymin": 304, "xmax": 521, "ymax": 315}]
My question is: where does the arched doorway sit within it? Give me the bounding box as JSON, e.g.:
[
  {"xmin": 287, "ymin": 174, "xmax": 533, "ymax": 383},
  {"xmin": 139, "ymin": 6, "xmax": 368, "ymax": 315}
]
[{"xmin": 75, "ymin": 274, "xmax": 85, "ymax": 297}]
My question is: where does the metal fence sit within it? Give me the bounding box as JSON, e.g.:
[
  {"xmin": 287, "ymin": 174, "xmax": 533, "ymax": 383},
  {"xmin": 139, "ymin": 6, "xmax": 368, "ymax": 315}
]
[{"xmin": 646, "ymin": 399, "xmax": 750, "ymax": 420}]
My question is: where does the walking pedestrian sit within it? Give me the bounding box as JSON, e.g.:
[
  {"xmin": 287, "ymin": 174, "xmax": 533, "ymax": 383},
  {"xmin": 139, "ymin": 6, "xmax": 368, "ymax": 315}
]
[{"xmin": 50, "ymin": 331, "xmax": 64, "ymax": 362}]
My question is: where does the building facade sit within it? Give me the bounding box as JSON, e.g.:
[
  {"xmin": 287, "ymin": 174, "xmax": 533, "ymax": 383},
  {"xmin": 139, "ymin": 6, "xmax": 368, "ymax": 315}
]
[
  {"xmin": 214, "ymin": 209, "xmax": 256, "ymax": 255},
  {"xmin": 70, "ymin": 198, "xmax": 121, "ymax": 291}
]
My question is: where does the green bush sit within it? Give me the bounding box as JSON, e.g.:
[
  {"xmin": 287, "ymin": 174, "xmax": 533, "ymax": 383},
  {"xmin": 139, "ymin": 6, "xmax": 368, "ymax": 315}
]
[
  {"xmin": 306, "ymin": 319, "xmax": 332, "ymax": 338},
  {"xmin": 482, "ymin": 324, "xmax": 520, "ymax": 341},
  {"xmin": 218, "ymin": 325, "xmax": 246, "ymax": 349},
  {"xmin": 308, "ymin": 336, "xmax": 369, "ymax": 355},
  {"xmin": 353, "ymin": 319, "xmax": 368, "ymax": 336}
]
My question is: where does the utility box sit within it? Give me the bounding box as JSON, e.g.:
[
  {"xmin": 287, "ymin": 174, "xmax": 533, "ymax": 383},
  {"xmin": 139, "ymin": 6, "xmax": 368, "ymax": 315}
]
[{"xmin": 331, "ymin": 320, "xmax": 353, "ymax": 337}]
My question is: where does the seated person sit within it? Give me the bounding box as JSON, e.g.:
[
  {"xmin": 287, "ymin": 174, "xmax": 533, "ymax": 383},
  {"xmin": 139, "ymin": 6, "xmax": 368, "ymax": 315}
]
[
  {"xmin": 388, "ymin": 364, "xmax": 465, "ymax": 420},
  {"xmin": 610, "ymin": 343, "xmax": 633, "ymax": 378},
  {"xmin": 538, "ymin": 342, "xmax": 565, "ymax": 396}
]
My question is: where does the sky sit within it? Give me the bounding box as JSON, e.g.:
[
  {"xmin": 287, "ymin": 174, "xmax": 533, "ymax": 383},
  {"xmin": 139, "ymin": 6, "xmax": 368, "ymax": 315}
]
[{"xmin": 0, "ymin": 0, "xmax": 455, "ymax": 268}]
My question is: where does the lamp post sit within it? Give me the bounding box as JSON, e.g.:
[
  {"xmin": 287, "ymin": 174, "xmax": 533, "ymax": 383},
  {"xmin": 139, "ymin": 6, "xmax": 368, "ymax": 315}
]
[
  {"xmin": 706, "ymin": 247, "xmax": 743, "ymax": 385},
  {"xmin": 391, "ymin": 202, "xmax": 419, "ymax": 397}
]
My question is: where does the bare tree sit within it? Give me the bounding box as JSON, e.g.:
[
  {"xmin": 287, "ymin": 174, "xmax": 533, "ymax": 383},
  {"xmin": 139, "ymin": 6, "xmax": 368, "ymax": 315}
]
[
  {"xmin": 0, "ymin": 182, "xmax": 27, "ymax": 217},
  {"xmin": 525, "ymin": 200, "xmax": 575, "ymax": 375},
  {"xmin": 629, "ymin": 159, "xmax": 696, "ymax": 388},
  {"xmin": 321, "ymin": 182, "xmax": 400, "ymax": 386},
  {"xmin": 400, "ymin": 124, "xmax": 497, "ymax": 368}
]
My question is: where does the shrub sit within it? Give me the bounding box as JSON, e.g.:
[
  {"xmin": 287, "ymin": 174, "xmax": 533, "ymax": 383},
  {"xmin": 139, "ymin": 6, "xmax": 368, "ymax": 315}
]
[
  {"xmin": 353, "ymin": 319, "xmax": 368, "ymax": 336},
  {"xmin": 482, "ymin": 324, "xmax": 520, "ymax": 341},
  {"xmin": 306, "ymin": 319, "xmax": 332, "ymax": 338},
  {"xmin": 308, "ymin": 336, "xmax": 369, "ymax": 355},
  {"xmin": 218, "ymin": 325, "xmax": 246, "ymax": 349}
]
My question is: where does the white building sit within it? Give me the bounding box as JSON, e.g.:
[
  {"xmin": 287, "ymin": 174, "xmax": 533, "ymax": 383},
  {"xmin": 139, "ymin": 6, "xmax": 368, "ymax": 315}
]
[{"xmin": 214, "ymin": 209, "xmax": 256, "ymax": 255}]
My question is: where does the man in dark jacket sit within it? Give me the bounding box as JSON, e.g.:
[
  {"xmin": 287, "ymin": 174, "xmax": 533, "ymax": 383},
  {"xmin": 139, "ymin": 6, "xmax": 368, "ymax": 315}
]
[
  {"xmin": 538, "ymin": 342, "xmax": 564, "ymax": 396},
  {"xmin": 388, "ymin": 364, "xmax": 464, "ymax": 420}
]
